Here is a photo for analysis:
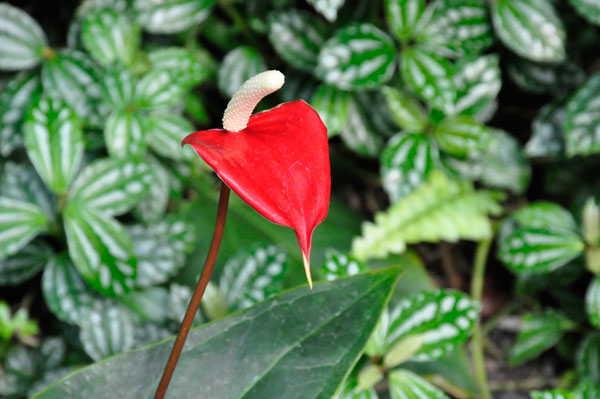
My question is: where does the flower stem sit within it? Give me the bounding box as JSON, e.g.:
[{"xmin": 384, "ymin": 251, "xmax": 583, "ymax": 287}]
[
  {"xmin": 471, "ymin": 237, "xmax": 492, "ymax": 399},
  {"xmin": 154, "ymin": 182, "xmax": 230, "ymax": 399}
]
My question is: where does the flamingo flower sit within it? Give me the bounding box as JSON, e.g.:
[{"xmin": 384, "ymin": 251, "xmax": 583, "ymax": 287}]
[{"xmin": 182, "ymin": 70, "xmax": 330, "ymax": 287}]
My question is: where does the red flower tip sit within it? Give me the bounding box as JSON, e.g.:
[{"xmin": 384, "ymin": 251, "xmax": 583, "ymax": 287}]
[{"xmin": 183, "ymin": 71, "xmax": 330, "ymax": 288}]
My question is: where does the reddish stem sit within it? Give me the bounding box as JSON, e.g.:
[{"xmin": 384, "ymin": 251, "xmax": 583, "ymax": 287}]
[{"xmin": 154, "ymin": 183, "xmax": 231, "ymax": 399}]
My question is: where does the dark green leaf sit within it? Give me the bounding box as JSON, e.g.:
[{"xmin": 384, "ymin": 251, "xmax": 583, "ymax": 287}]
[
  {"xmin": 310, "ymin": 84, "xmax": 351, "ymax": 137},
  {"xmin": 565, "ymin": 74, "xmax": 600, "ymax": 157},
  {"xmin": 33, "ymin": 269, "xmax": 399, "ymax": 399},
  {"xmin": 526, "ymin": 102, "xmax": 566, "ymax": 158},
  {"xmin": 0, "ymin": 197, "xmax": 47, "ymax": 259},
  {"xmin": 0, "ymin": 3, "xmax": 47, "ymax": 70},
  {"xmin": 576, "ymin": 332, "xmax": 600, "ymax": 382},
  {"xmin": 64, "ymin": 204, "xmax": 136, "ymax": 296},
  {"xmin": 0, "ymin": 241, "xmax": 52, "ymax": 285},
  {"xmin": 568, "ymin": 0, "xmax": 600, "ymax": 25},
  {"xmin": 339, "ymin": 99, "xmax": 385, "ymax": 158},
  {"xmin": 508, "ymin": 58, "xmax": 584, "ymax": 95},
  {"xmin": 491, "ymin": 0, "xmax": 565, "ymax": 62},
  {"xmin": 574, "ymin": 379, "xmax": 600, "ymax": 399},
  {"xmin": 268, "ymin": 9, "xmax": 327, "ymax": 72},
  {"xmin": 24, "ymin": 96, "xmax": 84, "ymax": 194},
  {"xmin": 218, "ymin": 46, "xmax": 266, "ymax": 98},
  {"xmin": 509, "ymin": 310, "xmax": 575, "ymax": 365},
  {"xmin": 381, "ymin": 133, "xmax": 439, "ymax": 202},
  {"xmin": 586, "ymin": 277, "xmax": 600, "ymax": 328},
  {"xmin": 316, "ymin": 23, "xmax": 396, "ymax": 90},
  {"xmin": 133, "ymin": 0, "xmax": 215, "ymax": 34}
]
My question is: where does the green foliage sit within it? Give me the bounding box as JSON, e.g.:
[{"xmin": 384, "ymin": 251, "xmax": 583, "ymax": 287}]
[{"xmin": 0, "ymin": 302, "xmax": 38, "ymax": 342}]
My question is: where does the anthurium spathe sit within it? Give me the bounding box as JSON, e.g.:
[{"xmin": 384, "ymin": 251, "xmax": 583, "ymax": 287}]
[{"xmin": 183, "ymin": 70, "xmax": 331, "ymax": 287}]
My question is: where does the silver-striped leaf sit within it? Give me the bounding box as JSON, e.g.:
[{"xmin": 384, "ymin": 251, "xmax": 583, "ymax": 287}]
[
  {"xmin": 23, "ymin": 96, "xmax": 84, "ymax": 194},
  {"xmin": 121, "ymin": 287, "xmax": 168, "ymax": 323},
  {"xmin": 307, "ymin": 0, "xmax": 345, "ymax": 22},
  {"xmin": 267, "ymin": 9, "xmax": 327, "ymax": 72},
  {"xmin": 104, "ymin": 109, "xmax": 146, "ymax": 158},
  {"xmin": 577, "ymin": 332, "xmax": 600, "ymax": 382},
  {"xmin": 42, "ymin": 255, "xmax": 96, "ymax": 325},
  {"xmin": 134, "ymin": 0, "xmax": 215, "ymax": 34},
  {"xmin": 133, "ymin": 157, "xmax": 170, "ymax": 223},
  {"xmin": 433, "ymin": 115, "xmax": 491, "ymax": 156},
  {"xmin": 0, "ymin": 241, "xmax": 52, "ymax": 285},
  {"xmin": 0, "ymin": 72, "xmax": 42, "ymax": 156},
  {"xmin": 526, "ymin": 102, "xmax": 566, "ymax": 158},
  {"xmin": 531, "ymin": 390, "xmax": 577, "ymax": 399},
  {"xmin": 586, "ymin": 277, "xmax": 600, "ymax": 328},
  {"xmin": 128, "ymin": 218, "xmax": 195, "ymax": 288},
  {"xmin": 381, "ymin": 86, "xmax": 428, "ymax": 132},
  {"xmin": 574, "ymin": 379, "xmax": 600, "ymax": 399},
  {"xmin": 384, "ymin": 0, "xmax": 427, "ymax": 42},
  {"xmin": 340, "ymin": 99, "xmax": 385, "ymax": 158},
  {"xmin": 81, "ymin": 8, "xmax": 140, "ymax": 66},
  {"xmin": 509, "ymin": 310, "xmax": 575, "ymax": 365},
  {"xmin": 452, "ymin": 55, "xmax": 501, "ymax": 121},
  {"xmin": 310, "ymin": 84, "xmax": 351, "ymax": 137},
  {"xmin": 0, "ymin": 162, "xmax": 56, "ymax": 224},
  {"xmin": 146, "ymin": 113, "xmax": 195, "ymax": 161},
  {"xmin": 217, "ymin": 46, "xmax": 266, "ymax": 98},
  {"xmin": 41, "ymin": 50, "xmax": 103, "ymax": 126},
  {"xmin": 135, "ymin": 68, "xmax": 184, "ymax": 110},
  {"xmin": 64, "ymin": 204, "xmax": 136, "ymax": 297},
  {"xmin": 400, "ymin": 47, "xmax": 455, "ymax": 114},
  {"xmin": 67, "ymin": 158, "xmax": 152, "ymax": 217},
  {"xmin": 498, "ymin": 202, "xmax": 584, "ymax": 275},
  {"xmin": 335, "ymin": 376, "xmax": 379, "ymax": 399},
  {"xmin": 148, "ymin": 47, "xmax": 211, "ymax": 88},
  {"xmin": 423, "ymin": 0, "xmax": 493, "ymax": 56},
  {"xmin": 385, "ymin": 290, "xmax": 478, "ymax": 361},
  {"xmin": 381, "ymin": 133, "xmax": 439, "ymax": 203},
  {"xmin": 0, "ymin": 3, "xmax": 47, "ymax": 70},
  {"xmin": 508, "ymin": 58, "xmax": 584, "ymax": 95},
  {"xmin": 219, "ymin": 243, "xmax": 287, "ymax": 311},
  {"xmin": 491, "ymin": 0, "xmax": 565, "ymax": 62},
  {"xmin": 568, "ymin": 0, "xmax": 600, "ymax": 25},
  {"xmin": 388, "ymin": 370, "xmax": 449, "ymax": 399},
  {"xmin": 98, "ymin": 63, "xmax": 136, "ymax": 110},
  {"xmin": 79, "ymin": 303, "xmax": 134, "ymax": 361},
  {"xmin": 316, "ymin": 23, "xmax": 396, "ymax": 90},
  {"xmin": 0, "ymin": 197, "xmax": 47, "ymax": 260},
  {"xmin": 320, "ymin": 249, "xmax": 368, "ymax": 281},
  {"xmin": 364, "ymin": 308, "xmax": 390, "ymax": 357},
  {"xmin": 564, "ymin": 74, "xmax": 600, "ymax": 157},
  {"xmin": 167, "ymin": 283, "xmax": 205, "ymax": 325}
]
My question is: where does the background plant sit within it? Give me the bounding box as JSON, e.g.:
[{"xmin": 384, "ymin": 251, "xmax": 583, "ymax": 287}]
[{"xmin": 1, "ymin": 0, "xmax": 600, "ymax": 398}]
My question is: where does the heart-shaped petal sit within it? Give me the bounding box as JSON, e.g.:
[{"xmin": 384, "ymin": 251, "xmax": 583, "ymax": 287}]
[{"xmin": 183, "ymin": 100, "xmax": 330, "ymax": 287}]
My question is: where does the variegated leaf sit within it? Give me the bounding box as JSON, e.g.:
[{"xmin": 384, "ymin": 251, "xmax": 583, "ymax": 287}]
[
  {"xmin": 267, "ymin": 9, "xmax": 327, "ymax": 72},
  {"xmin": 68, "ymin": 158, "xmax": 152, "ymax": 217},
  {"xmin": 509, "ymin": 310, "xmax": 575, "ymax": 365},
  {"xmin": 0, "ymin": 162, "xmax": 56, "ymax": 224},
  {"xmin": 339, "ymin": 99, "xmax": 386, "ymax": 158},
  {"xmin": 99, "ymin": 63, "xmax": 136, "ymax": 109},
  {"xmin": 389, "ymin": 370, "xmax": 449, "ymax": 399},
  {"xmin": 0, "ymin": 3, "xmax": 47, "ymax": 70},
  {"xmin": 42, "ymin": 255, "xmax": 96, "ymax": 325},
  {"xmin": 335, "ymin": 375, "xmax": 379, "ymax": 399},
  {"xmin": 491, "ymin": 0, "xmax": 565, "ymax": 62},
  {"xmin": 400, "ymin": 47, "xmax": 455, "ymax": 114},
  {"xmin": 104, "ymin": 109, "xmax": 146, "ymax": 158},
  {"xmin": 586, "ymin": 277, "xmax": 600, "ymax": 328},
  {"xmin": 576, "ymin": 332, "xmax": 600, "ymax": 382},
  {"xmin": 148, "ymin": 47, "xmax": 211, "ymax": 87},
  {"xmin": 146, "ymin": 114, "xmax": 195, "ymax": 161},
  {"xmin": 0, "ymin": 72, "xmax": 42, "ymax": 156},
  {"xmin": 384, "ymin": 0, "xmax": 426, "ymax": 42},
  {"xmin": 316, "ymin": 23, "xmax": 396, "ymax": 90},
  {"xmin": 0, "ymin": 241, "xmax": 52, "ymax": 285},
  {"xmin": 307, "ymin": 0, "xmax": 345, "ymax": 22},
  {"xmin": 526, "ymin": 102, "xmax": 566, "ymax": 158},
  {"xmin": 381, "ymin": 133, "xmax": 439, "ymax": 203},
  {"xmin": 310, "ymin": 84, "xmax": 351, "ymax": 137},
  {"xmin": 135, "ymin": 68, "xmax": 185, "ymax": 110},
  {"xmin": 0, "ymin": 197, "xmax": 47, "ymax": 259},
  {"xmin": 218, "ymin": 46, "xmax": 266, "ymax": 98},
  {"xmin": 24, "ymin": 96, "xmax": 84, "ymax": 194},
  {"xmin": 568, "ymin": 0, "xmax": 600, "ymax": 25},
  {"xmin": 64, "ymin": 204, "xmax": 136, "ymax": 297},
  {"xmin": 364, "ymin": 308, "xmax": 390, "ymax": 357},
  {"xmin": 128, "ymin": 218, "xmax": 195, "ymax": 288},
  {"xmin": 320, "ymin": 249, "xmax": 368, "ymax": 281},
  {"xmin": 381, "ymin": 86, "xmax": 428, "ymax": 132},
  {"xmin": 564, "ymin": 74, "xmax": 600, "ymax": 157},
  {"xmin": 82, "ymin": 8, "xmax": 140, "ymax": 66},
  {"xmin": 167, "ymin": 283, "xmax": 204, "ymax": 325},
  {"xmin": 134, "ymin": 157, "xmax": 170, "ymax": 223},
  {"xmin": 508, "ymin": 58, "xmax": 584, "ymax": 95},
  {"xmin": 134, "ymin": 0, "xmax": 214, "ymax": 34},
  {"xmin": 433, "ymin": 115, "xmax": 490, "ymax": 156},
  {"xmin": 220, "ymin": 243, "xmax": 287, "ymax": 310},
  {"xmin": 122, "ymin": 287, "xmax": 168, "ymax": 323},
  {"xmin": 531, "ymin": 390, "xmax": 577, "ymax": 399},
  {"xmin": 79, "ymin": 303, "xmax": 134, "ymax": 361},
  {"xmin": 573, "ymin": 378, "xmax": 600, "ymax": 399},
  {"xmin": 498, "ymin": 202, "xmax": 584, "ymax": 275},
  {"xmin": 41, "ymin": 50, "xmax": 103, "ymax": 126},
  {"xmin": 385, "ymin": 290, "xmax": 478, "ymax": 361},
  {"xmin": 452, "ymin": 55, "xmax": 501, "ymax": 121}
]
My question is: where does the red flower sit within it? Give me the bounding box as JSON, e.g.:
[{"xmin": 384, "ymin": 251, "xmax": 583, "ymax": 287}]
[{"xmin": 183, "ymin": 71, "xmax": 330, "ymax": 287}]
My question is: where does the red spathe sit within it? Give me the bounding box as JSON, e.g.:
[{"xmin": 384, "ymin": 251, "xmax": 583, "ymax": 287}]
[{"xmin": 183, "ymin": 100, "xmax": 331, "ymax": 283}]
